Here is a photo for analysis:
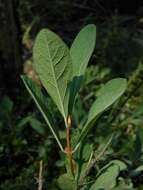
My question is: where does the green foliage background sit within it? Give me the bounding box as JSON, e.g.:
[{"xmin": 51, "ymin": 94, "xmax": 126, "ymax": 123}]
[{"xmin": 1, "ymin": 0, "xmax": 143, "ymax": 189}]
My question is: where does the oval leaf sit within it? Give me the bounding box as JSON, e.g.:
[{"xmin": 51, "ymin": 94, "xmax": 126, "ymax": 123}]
[
  {"xmin": 70, "ymin": 24, "xmax": 96, "ymax": 77},
  {"xmin": 75, "ymin": 78, "xmax": 127, "ymax": 149},
  {"xmin": 88, "ymin": 78, "xmax": 127, "ymax": 123},
  {"xmin": 33, "ymin": 29, "xmax": 72, "ymax": 122},
  {"xmin": 69, "ymin": 24, "xmax": 96, "ymax": 112}
]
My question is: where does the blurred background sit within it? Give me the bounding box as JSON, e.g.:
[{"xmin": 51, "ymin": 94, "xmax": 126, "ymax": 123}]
[{"xmin": 1, "ymin": 0, "xmax": 143, "ymax": 189}]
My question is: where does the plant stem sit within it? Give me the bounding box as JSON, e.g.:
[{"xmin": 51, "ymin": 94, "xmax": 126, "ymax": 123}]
[
  {"xmin": 65, "ymin": 115, "xmax": 76, "ymax": 177},
  {"xmin": 66, "ymin": 122, "xmax": 70, "ymax": 149}
]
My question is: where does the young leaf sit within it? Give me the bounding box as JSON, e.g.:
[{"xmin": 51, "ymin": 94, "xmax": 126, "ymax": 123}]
[
  {"xmin": 74, "ymin": 78, "xmax": 127, "ymax": 150},
  {"xmin": 69, "ymin": 24, "xmax": 96, "ymax": 112},
  {"xmin": 33, "ymin": 29, "xmax": 72, "ymax": 123},
  {"xmin": 21, "ymin": 75, "xmax": 64, "ymax": 152}
]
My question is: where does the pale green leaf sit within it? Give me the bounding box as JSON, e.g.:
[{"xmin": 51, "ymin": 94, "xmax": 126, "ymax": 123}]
[
  {"xmin": 70, "ymin": 24, "xmax": 96, "ymax": 77},
  {"xmin": 87, "ymin": 78, "xmax": 127, "ymax": 124},
  {"xmin": 90, "ymin": 165, "xmax": 119, "ymax": 190},
  {"xmin": 21, "ymin": 75, "xmax": 64, "ymax": 152},
  {"xmin": 33, "ymin": 29, "xmax": 72, "ymax": 122},
  {"xmin": 69, "ymin": 24, "xmax": 96, "ymax": 112},
  {"xmin": 74, "ymin": 78, "xmax": 127, "ymax": 150},
  {"xmin": 110, "ymin": 160, "xmax": 127, "ymax": 171}
]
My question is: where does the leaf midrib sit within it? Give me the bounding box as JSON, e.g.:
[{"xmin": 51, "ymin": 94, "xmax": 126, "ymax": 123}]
[{"xmin": 46, "ymin": 38, "xmax": 67, "ymax": 121}]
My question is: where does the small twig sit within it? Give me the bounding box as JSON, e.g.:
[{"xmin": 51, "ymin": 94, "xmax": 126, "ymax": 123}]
[
  {"xmin": 85, "ymin": 151, "xmax": 94, "ymax": 171},
  {"xmin": 79, "ymin": 134, "xmax": 113, "ymax": 185},
  {"xmin": 38, "ymin": 160, "xmax": 43, "ymax": 190},
  {"xmin": 58, "ymin": 1, "xmax": 97, "ymax": 12},
  {"xmin": 93, "ymin": 135, "xmax": 113, "ymax": 162}
]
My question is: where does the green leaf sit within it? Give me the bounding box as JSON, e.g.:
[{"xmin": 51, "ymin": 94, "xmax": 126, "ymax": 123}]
[
  {"xmin": 90, "ymin": 164, "xmax": 120, "ymax": 190},
  {"xmin": 17, "ymin": 115, "xmax": 45, "ymax": 135},
  {"xmin": 87, "ymin": 78, "xmax": 127, "ymax": 124},
  {"xmin": 70, "ymin": 24, "xmax": 96, "ymax": 78},
  {"xmin": 17, "ymin": 116, "xmax": 32, "ymax": 129},
  {"xmin": 33, "ymin": 28, "xmax": 72, "ymax": 122},
  {"xmin": 75, "ymin": 78, "xmax": 127, "ymax": 149},
  {"xmin": 97, "ymin": 160, "xmax": 127, "ymax": 178},
  {"xmin": 69, "ymin": 24, "xmax": 96, "ymax": 112},
  {"xmin": 29, "ymin": 117, "xmax": 45, "ymax": 135},
  {"xmin": 57, "ymin": 173, "xmax": 76, "ymax": 190},
  {"xmin": 112, "ymin": 177, "xmax": 133, "ymax": 190},
  {"xmin": 75, "ymin": 143, "xmax": 93, "ymax": 181},
  {"xmin": 21, "ymin": 75, "xmax": 64, "ymax": 152},
  {"xmin": 110, "ymin": 160, "xmax": 127, "ymax": 171}
]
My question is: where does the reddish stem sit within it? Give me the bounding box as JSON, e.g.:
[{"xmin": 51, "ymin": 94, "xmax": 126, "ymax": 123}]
[{"xmin": 65, "ymin": 115, "xmax": 76, "ymax": 176}]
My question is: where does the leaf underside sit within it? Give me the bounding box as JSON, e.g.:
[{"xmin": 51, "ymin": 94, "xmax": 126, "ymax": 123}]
[
  {"xmin": 75, "ymin": 78, "xmax": 127, "ymax": 149},
  {"xmin": 33, "ymin": 29, "xmax": 72, "ymax": 121}
]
